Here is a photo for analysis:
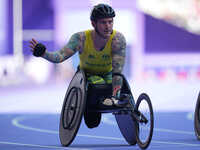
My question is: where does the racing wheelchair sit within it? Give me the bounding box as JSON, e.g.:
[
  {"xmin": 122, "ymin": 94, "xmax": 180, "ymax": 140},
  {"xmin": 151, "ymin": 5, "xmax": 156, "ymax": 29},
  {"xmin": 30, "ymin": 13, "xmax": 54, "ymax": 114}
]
[
  {"xmin": 59, "ymin": 69, "xmax": 154, "ymax": 149},
  {"xmin": 194, "ymin": 91, "xmax": 200, "ymax": 140}
]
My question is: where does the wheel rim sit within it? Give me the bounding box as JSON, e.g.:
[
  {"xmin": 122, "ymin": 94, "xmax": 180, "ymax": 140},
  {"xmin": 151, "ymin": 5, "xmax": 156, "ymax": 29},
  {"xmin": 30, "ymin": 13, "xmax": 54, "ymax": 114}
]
[
  {"xmin": 63, "ymin": 87, "xmax": 80, "ymax": 129},
  {"xmin": 198, "ymin": 107, "xmax": 200, "ymax": 123},
  {"xmin": 195, "ymin": 94, "xmax": 200, "ymax": 140},
  {"xmin": 135, "ymin": 93, "xmax": 154, "ymax": 149},
  {"xmin": 198, "ymin": 107, "xmax": 200, "ymax": 139},
  {"xmin": 137, "ymin": 99, "xmax": 152, "ymax": 143},
  {"xmin": 59, "ymin": 69, "xmax": 86, "ymax": 147}
]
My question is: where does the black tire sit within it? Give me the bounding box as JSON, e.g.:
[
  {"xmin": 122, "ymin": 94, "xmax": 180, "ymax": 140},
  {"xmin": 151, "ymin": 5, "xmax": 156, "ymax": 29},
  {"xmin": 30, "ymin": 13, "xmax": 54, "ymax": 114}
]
[
  {"xmin": 135, "ymin": 93, "xmax": 154, "ymax": 149},
  {"xmin": 59, "ymin": 70, "xmax": 86, "ymax": 146},
  {"xmin": 194, "ymin": 91, "xmax": 200, "ymax": 140}
]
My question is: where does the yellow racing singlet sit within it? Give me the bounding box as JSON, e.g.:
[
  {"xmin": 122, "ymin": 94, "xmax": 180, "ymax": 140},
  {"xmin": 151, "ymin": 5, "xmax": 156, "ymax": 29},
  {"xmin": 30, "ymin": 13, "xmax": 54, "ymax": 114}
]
[{"xmin": 79, "ymin": 30, "xmax": 116, "ymax": 75}]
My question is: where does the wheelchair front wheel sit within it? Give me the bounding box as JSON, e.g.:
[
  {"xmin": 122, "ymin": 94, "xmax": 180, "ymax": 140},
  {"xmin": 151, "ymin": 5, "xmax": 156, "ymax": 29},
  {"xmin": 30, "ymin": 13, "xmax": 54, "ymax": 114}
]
[
  {"xmin": 135, "ymin": 93, "xmax": 154, "ymax": 149},
  {"xmin": 194, "ymin": 91, "xmax": 200, "ymax": 140}
]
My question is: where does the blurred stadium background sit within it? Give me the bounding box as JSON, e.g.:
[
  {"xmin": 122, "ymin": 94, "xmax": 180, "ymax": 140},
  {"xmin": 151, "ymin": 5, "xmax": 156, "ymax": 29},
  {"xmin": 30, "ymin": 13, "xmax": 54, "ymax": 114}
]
[{"xmin": 1, "ymin": 0, "xmax": 200, "ymax": 112}]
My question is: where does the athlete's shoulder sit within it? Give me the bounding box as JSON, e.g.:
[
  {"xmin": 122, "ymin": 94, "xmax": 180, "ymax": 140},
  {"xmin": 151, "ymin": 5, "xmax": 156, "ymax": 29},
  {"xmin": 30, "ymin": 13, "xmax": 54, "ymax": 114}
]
[
  {"xmin": 71, "ymin": 31, "xmax": 86, "ymax": 42},
  {"xmin": 66, "ymin": 31, "xmax": 86, "ymax": 52},
  {"xmin": 113, "ymin": 31, "xmax": 126, "ymax": 41},
  {"xmin": 112, "ymin": 31, "xmax": 126, "ymax": 50}
]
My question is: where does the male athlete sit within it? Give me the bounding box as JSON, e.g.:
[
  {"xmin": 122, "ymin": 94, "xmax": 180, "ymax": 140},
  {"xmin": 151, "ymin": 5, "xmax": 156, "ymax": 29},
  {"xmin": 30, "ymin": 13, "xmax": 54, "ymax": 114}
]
[{"xmin": 29, "ymin": 3, "xmax": 127, "ymax": 106}]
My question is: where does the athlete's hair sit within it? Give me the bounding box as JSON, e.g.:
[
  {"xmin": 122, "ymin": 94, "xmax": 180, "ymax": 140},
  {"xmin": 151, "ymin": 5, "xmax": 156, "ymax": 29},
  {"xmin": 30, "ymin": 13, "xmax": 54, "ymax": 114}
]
[{"xmin": 90, "ymin": 4, "xmax": 115, "ymax": 22}]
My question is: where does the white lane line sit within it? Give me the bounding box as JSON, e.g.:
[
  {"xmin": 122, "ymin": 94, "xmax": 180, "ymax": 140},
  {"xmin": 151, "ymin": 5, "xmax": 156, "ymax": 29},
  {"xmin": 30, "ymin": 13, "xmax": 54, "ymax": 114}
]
[
  {"xmin": 77, "ymin": 134, "xmax": 123, "ymax": 141},
  {"xmin": 153, "ymin": 140, "xmax": 200, "ymax": 147},
  {"xmin": 102, "ymin": 115, "xmax": 194, "ymax": 135},
  {"xmin": 13, "ymin": 115, "xmax": 194, "ymax": 136},
  {"xmin": 11, "ymin": 115, "xmax": 200, "ymax": 147},
  {"xmin": 0, "ymin": 141, "xmax": 88, "ymax": 150},
  {"xmin": 12, "ymin": 116, "xmax": 58, "ymax": 134},
  {"xmin": 12, "ymin": 116, "xmax": 124, "ymax": 141},
  {"xmin": 154, "ymin": 128, "xmax": 193, "ymax": 135}
]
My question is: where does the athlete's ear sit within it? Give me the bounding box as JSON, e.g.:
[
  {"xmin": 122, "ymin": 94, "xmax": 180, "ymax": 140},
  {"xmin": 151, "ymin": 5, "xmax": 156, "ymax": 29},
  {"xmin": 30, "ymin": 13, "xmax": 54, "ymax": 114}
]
[{"xmin": 91, "ymin": 21, "xmax": 96, "ymax": 28}]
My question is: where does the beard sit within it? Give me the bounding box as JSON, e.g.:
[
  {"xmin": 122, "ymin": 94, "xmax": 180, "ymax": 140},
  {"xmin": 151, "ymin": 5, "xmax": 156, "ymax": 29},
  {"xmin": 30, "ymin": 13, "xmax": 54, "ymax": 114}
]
[{"xmin": 95, "ymin": 28, "xmax": 113, "ymax": 39}]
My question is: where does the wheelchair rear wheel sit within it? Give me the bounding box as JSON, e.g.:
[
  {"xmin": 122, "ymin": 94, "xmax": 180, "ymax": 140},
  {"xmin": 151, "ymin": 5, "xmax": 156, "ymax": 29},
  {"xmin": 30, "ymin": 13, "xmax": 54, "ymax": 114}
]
[
  {"xmin": 59, "ymin": 70, "xmax": 86, "ymax": 146},
  {"xmin": 135, "ymin": 93, "xmax": 154, "ymax": 149},
  {"xmin": 194, "ymin": 91, "xmax": 200, "ymax": 140}
]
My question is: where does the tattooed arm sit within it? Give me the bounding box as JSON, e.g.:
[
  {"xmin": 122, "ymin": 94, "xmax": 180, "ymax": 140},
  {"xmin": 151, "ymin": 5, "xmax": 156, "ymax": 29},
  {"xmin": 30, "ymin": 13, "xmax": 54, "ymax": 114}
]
[
  {"xmin": 29, "ymin": 32, "xmax": 84, "ymax": 63},
  {"xmin": 42, "ymin": 32, "xmax": 85, "ymax": 63},
  {"xmin": 111, "ymin": 32, "xmax": 126, "ymax": 98}
]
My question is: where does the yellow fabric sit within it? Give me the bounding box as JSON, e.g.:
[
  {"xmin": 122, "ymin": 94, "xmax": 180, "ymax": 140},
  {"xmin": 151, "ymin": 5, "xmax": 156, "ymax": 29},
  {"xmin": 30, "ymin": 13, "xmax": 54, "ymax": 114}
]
[
  {"xmin": 87, "ymin": 75, "xmax": 106, "ymax": 84},
  {"xmin": 87, "ymin": 71, "xmax": 112, "ymax": 84},
  {"xmin": 79, "ymin": 29, "xmax": 116, "ymax": 75}
]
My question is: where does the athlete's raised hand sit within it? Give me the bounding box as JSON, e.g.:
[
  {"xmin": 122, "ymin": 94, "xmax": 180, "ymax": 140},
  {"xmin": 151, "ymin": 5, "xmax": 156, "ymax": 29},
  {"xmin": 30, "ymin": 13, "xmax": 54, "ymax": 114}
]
[
  {"xmin": 29, "ymin": 38, "xmax": 38, "ymax": 52},
  {"xmin": 29, "ymin": 38, "xmax": 46, "ymax": 57}
]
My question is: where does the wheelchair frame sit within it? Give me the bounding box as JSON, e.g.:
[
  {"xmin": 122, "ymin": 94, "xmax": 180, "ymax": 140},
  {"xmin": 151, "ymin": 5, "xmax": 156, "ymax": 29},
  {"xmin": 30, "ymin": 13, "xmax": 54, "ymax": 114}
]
[{"xmin": 59, "ymin": 69, "xmax": 154, "ymax": 149}]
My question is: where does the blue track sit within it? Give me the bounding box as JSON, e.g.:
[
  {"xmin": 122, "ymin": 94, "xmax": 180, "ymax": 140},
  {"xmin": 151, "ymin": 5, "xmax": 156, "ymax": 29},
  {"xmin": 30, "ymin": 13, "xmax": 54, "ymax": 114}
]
[
  {"xmin": 0, "ymin": 80, "xmax": 200, "ymax": 150},
  {"xmin": 0, "ymin": 112, "xmax": 200, "ymax": 150}
]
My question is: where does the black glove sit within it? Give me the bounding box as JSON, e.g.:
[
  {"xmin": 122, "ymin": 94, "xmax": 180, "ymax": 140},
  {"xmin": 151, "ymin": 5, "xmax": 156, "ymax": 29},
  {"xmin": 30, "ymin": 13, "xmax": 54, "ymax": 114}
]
[{"xmin": 33, "ymin": 43, "xmax": 46, "ymax": 57}]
